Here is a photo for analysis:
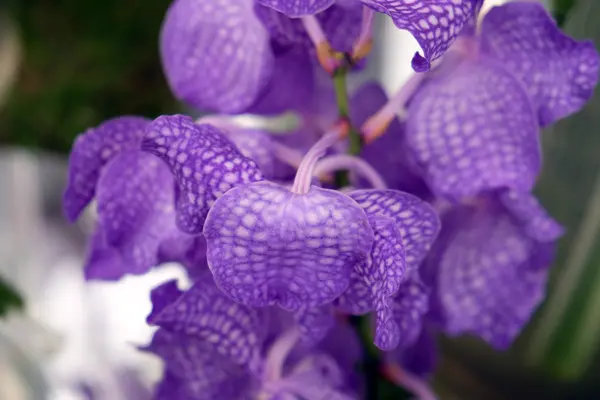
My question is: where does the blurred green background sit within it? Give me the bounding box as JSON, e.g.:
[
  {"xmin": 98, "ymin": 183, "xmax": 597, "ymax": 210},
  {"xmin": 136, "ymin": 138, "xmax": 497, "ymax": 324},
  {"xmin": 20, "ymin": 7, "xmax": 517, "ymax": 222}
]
[{"xmin": 0, "ymin": 0, "xmax": 178, "ymax": 152}]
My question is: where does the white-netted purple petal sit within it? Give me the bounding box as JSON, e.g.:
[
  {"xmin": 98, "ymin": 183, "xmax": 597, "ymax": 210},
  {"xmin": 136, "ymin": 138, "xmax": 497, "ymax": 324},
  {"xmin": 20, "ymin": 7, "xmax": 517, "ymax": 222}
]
[
  {"xmin": 479, "ymin": 2, "xmax": 600, "ymax": 126},
  {"xmin": 436, "ymin": 205, "xmax": 554, "ymax": 349},
  {"xmin": 160, "ymin": 0, "xmax": 274, "ymax": 113},
  {"xmin": 204, "ymin": 181, "xmax": 373, "ymax": 310},
  {"xmin": 94, "ymin": 150, "xmax": 177, "ymax": 276},
  {"xmin": 142, "ymin": 115, "xmax": 264, "ymax": 234},
  {"xmin": 334, "ymin": 215, "xmax": 405, "ymax": 347},
  {"xmin": 350, "ymin": 189, "xmax": 440, "ymax": 269},
  {"xmin": 254, "ymin": 2, "xmax": 362, "ymax": 54},
  {"xmin": 63, "ymin": 116, "xmax": 149, "ymax": 221},
  {"xmin": 146, "ymin": 329, "xmax": 252, "ymax": 400},
  {"xmin": 293, "ymin": 305, "xmax": 335, "ymax": 344},
  {"xmin": 256, "ymin": 0, "xmax": 334, "ymax": 17},
  {"xmin": 148, "ymin": 275, "xmax": 263, "ymax": 372},
  {"xmin": 361, "ymin": 0, "xmax": 483, "ymax": 71},
  {"xmin": 499, "ymin": 190, "xmax": 564, "ymax": 243},
  {"xmin": 333, "ymin": 268, "xmax": 371, "ymax": 315},
  {"xmin": 351, "ymin": 82, "xmax": 430, "ymax": 197},
  {"xmin": 390, "ymin": 277, "xmax": 430, "ymax": 349},
  {"xmin": 406, "ymin": 57, "xmax": 541, "ymax": 199}
]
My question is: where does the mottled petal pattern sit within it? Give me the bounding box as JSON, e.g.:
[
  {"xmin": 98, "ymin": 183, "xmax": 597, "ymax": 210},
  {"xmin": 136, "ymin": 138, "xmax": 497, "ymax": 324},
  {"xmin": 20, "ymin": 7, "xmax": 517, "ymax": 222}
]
[
  {"xmin": 391, "ymin": 277, "xmax": 430, "ymax": 349},
  {"xmin": 499, "ymin": 190, "xmax": 564, "ymax": 242},
  {"xmin": 146, "ymin": 329, "xmax": 252, "ymax": 400},
  {"xmin": 334, "ymin": 215, "xmax": 405, "ymax": 349},
  {"xmin": 204, "ymin": 181, "xmax": 373, "ymax": 310},
  {"xmin": 406, "ymin": 58, "xmax": 541, "ymax": 199},
  {"xmin": 437, "ymin": 205, "xmax": 553, "ymax": 349},
  {"xmin": 294, "ymin": 305, "xmax": 335, "ymax": 344},
  {"xmin": 148, "ymin": 275, "xmax": 263, "ymax": 372},
  {"xmin": 160, "ymin": 0, "xmax": 274, "ymax": 113},
  {"xmin": 255, "ymin": 2, "xmax": 362, "ymax": 54},
  {"xmin": 63, "ymin": 116, "xmax": 149, "ymax": 221},
  {"xmin": 350, "ymin": 189, "xmax": 440, "ymax": 268},
  {"xmin": 142, "ymin": 115, "xmax": 264, "ymax": 234},
  {"xmin": 361, "ymin": 0, "xmax": 483, "ymax": 71},
  {"xmin": 95, "ymin": 150, "xmax": 177, "ymax": 275},
  {"xmin": 256, "ymin": 0, "xmax": 334, "ymax": 17},
  {"xmin": 479, "ymin": 1, "xmax": 600, "ymax": 126}
]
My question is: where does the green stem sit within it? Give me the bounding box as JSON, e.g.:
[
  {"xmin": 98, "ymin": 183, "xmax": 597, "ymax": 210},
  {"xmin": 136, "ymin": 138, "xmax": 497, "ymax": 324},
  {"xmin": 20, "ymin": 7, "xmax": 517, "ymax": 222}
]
[
  {"xmin": 332, "ymin": 65, "xmax": 362, "ymax": 187},
  {"xmin": 332, "ymin": 66, "xmax": 362, "ymax": 156},
  {"xmin": 333, "ymin": 64, "xmax": 380, "ymax": 398}
]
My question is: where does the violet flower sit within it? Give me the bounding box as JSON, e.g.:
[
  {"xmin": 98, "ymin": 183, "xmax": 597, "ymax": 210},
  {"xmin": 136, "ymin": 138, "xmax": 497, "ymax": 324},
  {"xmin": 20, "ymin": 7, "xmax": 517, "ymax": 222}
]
[
  {"xmin": 61, "ymin": 1, "xmax": 600, "ymax": 399},
  {"xmin": 257, "ymin": 0, "xmax": 483, "ymax": 71},
  {"xmin": 145, "ymin": 274, "xmax": 362, "ymax": 400},
  {"xmin": 403, "ymin": 1, "xmax": 599, "ymax": 200},
  {"xmin": 63, "ymin": 116, "xmax": 207, "ymax": 280}
]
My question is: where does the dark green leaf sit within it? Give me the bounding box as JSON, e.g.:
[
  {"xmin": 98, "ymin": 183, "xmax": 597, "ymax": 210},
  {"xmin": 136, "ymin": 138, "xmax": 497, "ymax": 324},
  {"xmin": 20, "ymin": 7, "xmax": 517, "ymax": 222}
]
[{"xmin": 0, "ymin": 276, "xmax": 24, "ymax": 317}]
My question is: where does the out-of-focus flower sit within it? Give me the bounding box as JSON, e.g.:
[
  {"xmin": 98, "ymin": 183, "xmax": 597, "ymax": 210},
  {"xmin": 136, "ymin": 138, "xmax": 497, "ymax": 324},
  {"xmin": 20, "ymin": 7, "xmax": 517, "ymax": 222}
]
[
  {"xmin": 404, "ymin": 1, "xmax": 599, "ymax": 200},
  {"xmin": 257, "ymin": 0, "xmax": 483, "ymax": 71},
  {"xmin": 424, "ymin": 190, "xmax": 563, "ymax": 349},
  {"xmin": 64, "ymin": 116, "xmax": 207, "ymax": 280},
  {"xmin": 145, "ymin": 274, "xmax": 362, "ymax": 399}
]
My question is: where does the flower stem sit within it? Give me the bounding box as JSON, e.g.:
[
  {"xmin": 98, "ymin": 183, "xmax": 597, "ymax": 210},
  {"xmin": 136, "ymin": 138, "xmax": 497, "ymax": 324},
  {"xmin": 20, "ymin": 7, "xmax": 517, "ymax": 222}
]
[
  {"xmin": 333, "ymin": 67, "xmax": 361, "ymax": 156},
  {"xmin": 314, "ymin": 154, "xmax": 387, "ymax": 190},
  {"xmin": 332, "ymin": 65, "xmax": 362, "ymax": 187}
]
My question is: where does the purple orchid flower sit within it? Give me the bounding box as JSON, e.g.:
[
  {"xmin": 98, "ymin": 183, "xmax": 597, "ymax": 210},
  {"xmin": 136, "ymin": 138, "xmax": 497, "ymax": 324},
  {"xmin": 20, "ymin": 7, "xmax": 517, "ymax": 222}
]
[
  {"xmin": 159, "ymin": 0, "xmax": 358, "ymax": 114},
  {"xmin": 61, "ymin": 0, "xmax": 600, "ymax": 397},
  {"xmin": 256, "ymin": 0, "xmax": 483, "ymax": 71},
  {"xmin": 404, "ymin": 1, "xmax": 599, "ymax": 200},
  {"xmin": 63, "ymin": 116, "xmax": 208, "ymax": 281},
  {"xmin": 145, "ymin": 274, "xmax": 362, "ymax": 399},
  {"xmin": 424, "ymin": 190, "xmax": 563, "ymax": 349},
  {"xmin": 334, "ymin": 190, "xmax": 439, "ymax": 350}
]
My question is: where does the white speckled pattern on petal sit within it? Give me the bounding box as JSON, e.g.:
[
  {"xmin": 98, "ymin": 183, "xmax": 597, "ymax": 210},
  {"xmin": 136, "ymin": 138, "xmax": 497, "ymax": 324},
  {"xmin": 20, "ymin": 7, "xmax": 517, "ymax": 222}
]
[
  {"xmin": 361, "ymin": 0, "xmax": 482, "ymax": 71},
  {"xmin": 350, "ymin": 189, "xmax": 440, "ymax": 269},
  {"xmin": 256, "ymin": 0, "xmax": 335, "ymax": 17},
  {"xmin": 94, "ymin": 150, "xmax": 177, "ymax": 275},
  {"xmin": 406, "ymin": 58, "xmax": 541, "ymax": 199},
  {"xmin": 142, "ymin": 115, "xmax": 264, "ymax": 234},
  {"xmin": 479, "ymin": 1, "xmax": 600, "ymax": 126},
  {"xmin": 204, "ymin": 181, "xmax": 373, "ymax": 310},
  {"xmin": 160, "ymin": 0, "xmax": 274, "ymax": 113},
  {"xmin": 63, "ymin": 116, "xmax": 149, "ymax": 221}
]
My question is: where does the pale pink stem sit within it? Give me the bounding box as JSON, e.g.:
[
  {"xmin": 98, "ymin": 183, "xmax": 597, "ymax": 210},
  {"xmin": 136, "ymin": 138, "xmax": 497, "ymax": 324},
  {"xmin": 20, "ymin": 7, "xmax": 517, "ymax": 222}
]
[
  {"xmin": 314, "ymin": 154, "xmax": 387, "ymax": 190},
  {"xmin": 263, "ymin": 329, "xmax": 300, "ymax": 381},
  {"xmin": 362, "ymin": 72, "xmax": 426, "ymax": 143},
  {"xmin": 271, "ymin": 141, "xmax": 305, "ymax": 169},
  {"xmin": 195, "ymin": 115, "xmax": 239, "ymax": 132},
  {"xmin": 301, "ymin": 15, "xmax": 327, "ymax": 48},
  {"xmin": 382, "ymin": 363, "xmax": 438, "ymax": 400},
  {"xmin": 352, "ymin": 6, "xmax": 375, "ymax": 60},
  {"xmin": 291, "ymin": 126, "xmax": 345, "ymax": 194},
  {"xmin": 301, "ymin": 15, "xmax": 339, "ymax": 73},
  {"xmin": 357, "ymin": 6, "xmax": 374, "ymax": 45}
]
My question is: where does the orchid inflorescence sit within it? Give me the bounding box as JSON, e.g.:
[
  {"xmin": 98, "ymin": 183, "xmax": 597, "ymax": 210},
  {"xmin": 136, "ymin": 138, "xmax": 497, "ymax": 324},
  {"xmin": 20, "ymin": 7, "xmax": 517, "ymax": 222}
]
[{"xmin": 63, "ymin": 1, "xmax": 599, "ymax": 399}]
